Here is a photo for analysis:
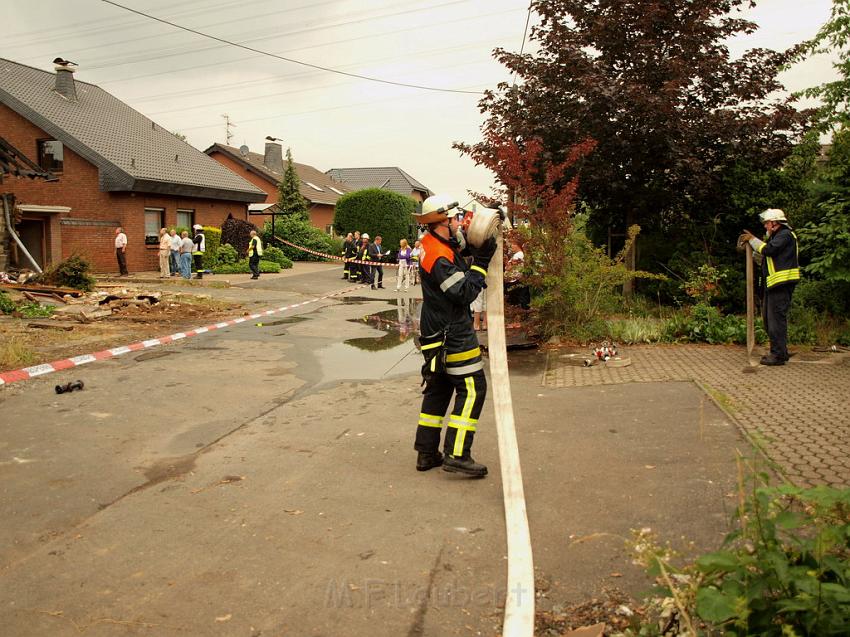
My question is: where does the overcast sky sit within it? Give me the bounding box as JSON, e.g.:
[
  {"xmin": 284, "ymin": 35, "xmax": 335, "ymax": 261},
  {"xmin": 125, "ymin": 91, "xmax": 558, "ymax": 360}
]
[{"xmin": 1, "ymin": 0, "xmax": 839, "ymax": 201}]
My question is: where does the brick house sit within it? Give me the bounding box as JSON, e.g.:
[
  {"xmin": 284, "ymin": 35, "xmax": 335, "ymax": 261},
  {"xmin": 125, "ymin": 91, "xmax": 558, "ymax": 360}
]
[
  {"xmin": 0, "ymin": 58, "xmax": 266, "ymax": 273},
  {"xmin": 205, "ymin": 142, "xmax": 351, "ymax": 234},
  {"xmin": 325, "ymin": 167, "xmax": 432, "ymax": 203}
]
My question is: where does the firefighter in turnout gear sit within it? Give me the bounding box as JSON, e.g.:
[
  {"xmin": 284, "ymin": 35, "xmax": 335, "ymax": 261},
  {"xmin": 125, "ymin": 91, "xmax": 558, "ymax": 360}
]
[
  {"xmin": 342, "ymin": 232, "xmax": 355, "ymax": 280},
  {"xmin": 742, "ymin": 208, "xmax": 800, "ymax": 366},
  {"xmin": 413, "ymin": 195, "xmax": 497, "ymax": 477},
  {"xmin": 191, "ymin": 224, "xmax": 205, "ymax": 279}
]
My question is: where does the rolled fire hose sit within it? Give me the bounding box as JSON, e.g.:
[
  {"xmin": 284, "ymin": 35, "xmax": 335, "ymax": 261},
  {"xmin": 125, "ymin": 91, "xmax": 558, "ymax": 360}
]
[
  {"xmin": 746, "ymin": 243, "xmax": 755, "ymax": 362},
  {"xmin": 476, "ymin": 212, "xmax": 535, "ymax": 637}
]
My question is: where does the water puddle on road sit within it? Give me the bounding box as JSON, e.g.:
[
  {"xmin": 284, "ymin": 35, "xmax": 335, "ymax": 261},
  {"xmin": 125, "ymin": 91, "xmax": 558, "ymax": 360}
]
[{"xmin": 313, "ymin": 299, "xmax": 423, "ymax": 382}]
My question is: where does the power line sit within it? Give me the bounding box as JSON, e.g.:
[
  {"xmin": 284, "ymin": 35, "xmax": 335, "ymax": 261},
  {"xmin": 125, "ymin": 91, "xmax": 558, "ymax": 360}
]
[
  {"xmin": 105, "ymin": 5, "xmax": 524, "ymax": 97},
  {"xmin": 144, "ymin": 46, "xmax": 499, "ymax": 117},
  {"xmin": 85, "ymin": 0, "xmax": 466, "ymax": 72},
  {"xmin": 99, "ymin": 0, "xmax": 485, "ymax": 95}
]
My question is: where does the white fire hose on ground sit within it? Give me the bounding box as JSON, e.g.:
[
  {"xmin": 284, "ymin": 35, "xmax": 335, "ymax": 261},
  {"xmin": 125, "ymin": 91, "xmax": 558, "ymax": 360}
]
[{"xmin": 471, "ymin": 209, "xmax": 535, "ymax": 636}]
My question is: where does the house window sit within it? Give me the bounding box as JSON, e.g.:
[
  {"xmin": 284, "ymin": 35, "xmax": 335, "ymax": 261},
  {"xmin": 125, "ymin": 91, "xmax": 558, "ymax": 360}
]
[
  {"xmin": 144, "ymin": 207, "xmax": 164, "ymax": 245},
  {"xmin": 176, "ymin": 209, "xmax": 194, "ymax": 232},
  {"xmin": 37, "ymin": 139, "xmax": 64, "ymax": 173},
  {"xmin": 329, "ymin": 186, "xmax": 344, "ymax": 195},
  {"xmin": 304, "ymin": 181, "xmax": 324, "ymax": 192}
]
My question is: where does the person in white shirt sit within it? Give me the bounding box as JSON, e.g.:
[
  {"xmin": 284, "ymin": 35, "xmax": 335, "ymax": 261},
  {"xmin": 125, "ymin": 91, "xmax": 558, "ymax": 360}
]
[
  {"xmin": 114, "ymin": 227, "xmax": 128, "ymax": 276},
  {"xmin": 158, "ymin": 228, "xmax": 171, "ymax": 278},
  {"xmin": 169, "ymin": 229, "xmax": 181, "ymax": 276}
]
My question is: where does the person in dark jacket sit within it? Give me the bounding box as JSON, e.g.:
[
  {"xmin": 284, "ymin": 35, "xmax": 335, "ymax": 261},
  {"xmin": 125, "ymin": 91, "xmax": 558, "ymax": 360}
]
[
  {"xmin": 413, "ymin": 195, "xmax": 497, "ymax": 477},
  {"xmin": 342, "ymin": 232, "xmax": 355, "ymax": 280},
  {"xmin": 742, "ymin": 208, "xmax": 800, "ymax": 366},
  {"xmin": 357, "ymin": 233, "xmax": 373, "ymax": 286},
  {"xmin": 368, "ymin": 235, "xmax": 386, "ymax": 289}
]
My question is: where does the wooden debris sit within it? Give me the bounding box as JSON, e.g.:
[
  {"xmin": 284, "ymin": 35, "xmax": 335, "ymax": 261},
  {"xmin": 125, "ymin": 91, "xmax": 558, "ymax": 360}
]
[{"xmin": 27, "ymin": 320, "xmax": 76, "ymax": 331}]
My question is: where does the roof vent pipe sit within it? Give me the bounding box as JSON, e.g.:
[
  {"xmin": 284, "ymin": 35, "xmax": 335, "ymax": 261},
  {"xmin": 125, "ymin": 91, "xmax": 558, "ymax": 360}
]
[
  {"xmin": 52, "ymin": 58, "xmax": 78, "ymax": 101},
  {"xmin": 263, "ymin": 142, "xmax": 284, "ymax": 174}
]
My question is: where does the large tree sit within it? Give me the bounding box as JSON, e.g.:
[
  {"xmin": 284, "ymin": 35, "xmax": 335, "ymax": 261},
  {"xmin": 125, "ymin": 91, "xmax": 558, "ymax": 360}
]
[
  {"xmin": 277, "ymin": 148, "xmax": 309, "ymax": 222},
  {"xmin": 459, "ymin": 0, "xmax": 809, "ymax": 250}
]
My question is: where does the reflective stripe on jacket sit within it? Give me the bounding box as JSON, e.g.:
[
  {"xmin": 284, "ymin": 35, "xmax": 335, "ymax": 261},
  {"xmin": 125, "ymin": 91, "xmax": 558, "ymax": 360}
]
[
  {"xmin": 419, "ymin": 232, "xmax": 486, "ymax": 375},
  {"xmin": 249, "ymin": 236, "xmax": 263, "ymax": 257},
  {"xmin": 755, "ymin": 226, "xmax": 800, "ymax": 289}
]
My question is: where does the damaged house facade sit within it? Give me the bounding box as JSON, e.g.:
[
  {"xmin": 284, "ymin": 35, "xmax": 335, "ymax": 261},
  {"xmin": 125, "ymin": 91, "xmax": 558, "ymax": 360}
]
[
  {"xmin": 0, "ymin": 58, "xmax": 266, "ymax": 273},
  {"xmin": 205, "ymin": 142, "xmax": 351, "ymax": 234}
]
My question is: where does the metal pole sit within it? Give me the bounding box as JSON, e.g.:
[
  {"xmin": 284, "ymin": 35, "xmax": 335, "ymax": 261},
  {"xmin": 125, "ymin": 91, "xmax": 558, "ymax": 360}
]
[{"xmin": 2, "ymin": 193, "xmax": 42, "ymax": 274}]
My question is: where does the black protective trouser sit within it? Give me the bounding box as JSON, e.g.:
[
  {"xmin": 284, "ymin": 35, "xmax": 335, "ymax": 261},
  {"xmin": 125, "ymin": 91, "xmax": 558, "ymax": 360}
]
[
  {"xmin": 193, "ymin": 253, "xmax": 204, "ymax": 278},
  {"xmin": 415, "ymin": 369, "xmax": 486, "ymax": 459},
  {"xmin": 116, "ymin": 249, "xmax": 128, "ymax": 275},
  {"xmin": 249, "ymin": 254, "xmax": 260, "ymax": 278},
  {"xmin": 763, "ymin": 283, "xmax": 795, "ymax": 359}
]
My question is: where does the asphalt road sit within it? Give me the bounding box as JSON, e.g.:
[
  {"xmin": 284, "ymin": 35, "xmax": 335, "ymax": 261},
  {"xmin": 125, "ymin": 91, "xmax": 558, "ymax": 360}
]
[{"xmin": 0, "ymin": 263, "xmax": 744, "ymax": 636}]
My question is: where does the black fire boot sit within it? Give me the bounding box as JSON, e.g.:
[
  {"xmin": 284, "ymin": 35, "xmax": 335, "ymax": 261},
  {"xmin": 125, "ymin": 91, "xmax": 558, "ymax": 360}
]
[
  {"xmin": 442, "ymin": 454, "xmax": 488, "ymax": 478},
  {"xmin": 416, "ymin": 451, "xmax": 443, "ymax": 472}
]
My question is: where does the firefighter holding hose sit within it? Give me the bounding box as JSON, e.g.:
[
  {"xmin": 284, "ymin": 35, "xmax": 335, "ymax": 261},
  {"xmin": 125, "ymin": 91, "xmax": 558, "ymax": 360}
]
[
  {"xmin": 741, "ymin": 208, "xmax": 800, "ymax": 366},
  {"xmin": 413, "ymin": 195, "xmax": 497, "ymax": 477}
]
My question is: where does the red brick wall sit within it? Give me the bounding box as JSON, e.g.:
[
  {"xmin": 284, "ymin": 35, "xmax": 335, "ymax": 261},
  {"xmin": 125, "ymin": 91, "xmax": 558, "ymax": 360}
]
[
  {"xmin": 209, "ymin": 149, "xmax": 336, "ymax": 234},
  {"xmin": 0, "ymin": 103, "xmax": 249, "ymax": 273},
  {"xmin": 208, "ymin": 151, "xmax": 276, "ymax": 203}
]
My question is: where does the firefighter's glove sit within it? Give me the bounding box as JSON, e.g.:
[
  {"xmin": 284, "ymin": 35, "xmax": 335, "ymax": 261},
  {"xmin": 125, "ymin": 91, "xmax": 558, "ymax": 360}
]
[{"xmin": 469, "ymin": 237, "xmax": 497, "ymax": 268}]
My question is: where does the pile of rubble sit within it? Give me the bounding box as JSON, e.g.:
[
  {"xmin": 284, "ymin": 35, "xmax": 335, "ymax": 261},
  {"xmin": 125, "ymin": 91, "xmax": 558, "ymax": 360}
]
[{"xmin": 1, "ymin": 281, "xmax": 217, "ymax": 327}]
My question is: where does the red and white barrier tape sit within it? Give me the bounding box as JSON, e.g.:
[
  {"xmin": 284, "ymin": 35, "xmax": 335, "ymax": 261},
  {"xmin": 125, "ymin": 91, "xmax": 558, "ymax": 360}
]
[
  {"xmin": 0, "ymin": 284, "xmax": 359, "ymax": 387},
  {"xmin": 274, "ymin": 235, "xmax": 405, "ymax": 268}
]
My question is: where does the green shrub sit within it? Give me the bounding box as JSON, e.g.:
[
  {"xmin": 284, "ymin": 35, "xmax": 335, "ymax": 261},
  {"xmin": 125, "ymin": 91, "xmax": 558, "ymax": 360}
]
[
  {"xmin": 333, "ymin": 188, "xmax": 415, "ymax": 250},
  {"xmin": 212, "ymin": 259, "xmax": 281, "ymax": 274},
  {"xmin": 41, "ymin": 253, "xmax": 96, "ymax": 291},
  {"xmin": 262, "ymin": 245, "xmax": 294, "ymax": 268},
  {"xmin": 216, "ymin": 243, "xmax": 239, "ymax": 265},
  {"xmin": 661, "ymin": 304, "xmax": 767, "ymax": 345},
  {"xmin": 788, "ymin": 304, "xmax": 818, "ymax": 345},
  {"xmin": 17, "ymin": 302, "xmax": 53, "ymax": 318},
  {"xmin": 605, "ymin": 317, "xmax": 666, "ymax": 344},
  {"xmin": 529, "ymin": 225, "xmax": 665, "ymax": 340},
  {"xmin": 793, "ymin": 279, "xmax": 850, "ymax": 318},
  {"xmin": 630, "ymin": 478, "xmax": 850, "ymax": 636},
  {"xmin": 264, "ymin": 216, "xmax": 334, "ymax": 262},
  {"xmin": 0, "ymin": 291, "xmax": 16, "ymax": 314},
  {"xmin": 201, "ymin": 226, "xmax": 222, "ymax": 269},
  {"xmin": 836, "ymin": 321, "xmax": 850, "ymax": 346}
]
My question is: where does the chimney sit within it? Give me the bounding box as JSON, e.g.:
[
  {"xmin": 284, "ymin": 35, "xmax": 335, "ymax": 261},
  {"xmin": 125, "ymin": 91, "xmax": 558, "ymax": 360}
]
[
  {"xmin": 263, "ymin": 142, "xmax": 284, "ymax": 174},
  {"xmin": 53, "ymin": 58, "xmax": 78, "ymax": 101}
]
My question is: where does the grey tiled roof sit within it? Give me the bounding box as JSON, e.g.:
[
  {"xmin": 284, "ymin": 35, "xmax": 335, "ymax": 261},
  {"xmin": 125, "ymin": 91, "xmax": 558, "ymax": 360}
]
[
  {"xmin": 0, "ymin": 59, "xmax": 266, "ymax": 203},
  {"xmin": 206, "ymin": 143, "xmax": 352, "ymax": 206},
  {"xmin": 325, "ymin": 167, "xmax": 432, "ymax": 198}
]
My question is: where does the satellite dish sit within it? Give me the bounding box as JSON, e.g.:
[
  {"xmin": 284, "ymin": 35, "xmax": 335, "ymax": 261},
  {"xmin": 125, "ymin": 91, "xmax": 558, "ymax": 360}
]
[{"xmin": 239, "ymin": 144, "xmax": 249, "ymax": 157}]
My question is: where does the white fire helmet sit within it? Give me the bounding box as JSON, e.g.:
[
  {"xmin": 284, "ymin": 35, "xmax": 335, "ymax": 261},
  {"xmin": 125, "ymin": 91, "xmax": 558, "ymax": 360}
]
[
  {"xmin": 759, "ymin": 208, "xmax": 787, "ymax": 224},
  {"xmin": 414, "ymin": 195, "xmax": 459, "ymax": 224}
]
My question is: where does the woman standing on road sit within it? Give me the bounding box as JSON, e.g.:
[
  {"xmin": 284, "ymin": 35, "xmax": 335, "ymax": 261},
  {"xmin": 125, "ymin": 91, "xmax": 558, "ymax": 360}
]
[{"xmin": 396, "ymin": 239, "xmax": 412, "ymax": 291}]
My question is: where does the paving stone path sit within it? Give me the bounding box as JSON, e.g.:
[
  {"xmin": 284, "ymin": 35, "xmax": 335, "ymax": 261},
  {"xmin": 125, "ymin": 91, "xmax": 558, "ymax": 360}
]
[{"xmin": 542, "ymin": 344, "xmax": 850, "ymax": 487}]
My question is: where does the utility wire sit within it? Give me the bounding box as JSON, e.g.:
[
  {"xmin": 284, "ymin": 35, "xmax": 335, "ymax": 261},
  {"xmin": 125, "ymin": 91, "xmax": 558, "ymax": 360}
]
[
  {"xmin": 100, "ymin": 0, "xmax": 485, "ymax": 95},
  {"xmin": 513, "ymin": 1, "xmax": 533, "ymax": 86},
  {"xmin": 106, "ymin": 6, "xmax": 523, "ymax": 96}
]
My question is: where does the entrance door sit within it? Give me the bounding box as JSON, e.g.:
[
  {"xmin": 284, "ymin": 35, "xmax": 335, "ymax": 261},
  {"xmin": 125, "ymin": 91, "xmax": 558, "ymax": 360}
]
[{"xmin": 16, "ymin": 219, "xmax": 46, "ymax": 269}]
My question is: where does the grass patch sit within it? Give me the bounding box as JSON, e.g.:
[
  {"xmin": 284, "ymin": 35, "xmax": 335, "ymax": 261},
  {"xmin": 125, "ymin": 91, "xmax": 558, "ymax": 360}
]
[{"xmin": 0, "ymin": 335, "xmax": 38, "ymax": 369}]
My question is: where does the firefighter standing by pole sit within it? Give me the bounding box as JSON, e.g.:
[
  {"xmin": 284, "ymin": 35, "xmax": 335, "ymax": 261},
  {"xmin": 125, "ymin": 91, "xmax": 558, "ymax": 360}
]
[
  {"xmin": 413, "ymin": 195, "xmax": 496, "ymax": 477},
  {"xmin": 741, "ymin": 208, "xmax": 800, "ymax": 366}
]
